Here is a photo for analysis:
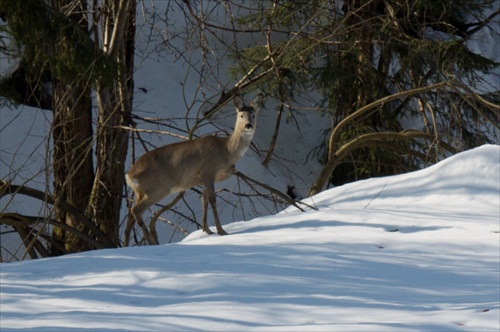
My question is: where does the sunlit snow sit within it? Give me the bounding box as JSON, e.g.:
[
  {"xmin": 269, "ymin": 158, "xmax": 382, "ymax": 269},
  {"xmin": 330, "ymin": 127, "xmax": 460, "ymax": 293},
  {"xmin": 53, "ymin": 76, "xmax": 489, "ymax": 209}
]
[{"xmin": 1, "ymin": 145, "xmax": 499, "ymax": 331}]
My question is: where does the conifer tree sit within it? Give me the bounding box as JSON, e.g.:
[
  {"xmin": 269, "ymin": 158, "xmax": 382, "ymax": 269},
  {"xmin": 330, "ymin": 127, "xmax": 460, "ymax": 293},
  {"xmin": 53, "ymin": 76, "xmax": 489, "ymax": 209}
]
[{"xmin": 230, "ymin": 0, "xmax": 499, "ymax": 194}]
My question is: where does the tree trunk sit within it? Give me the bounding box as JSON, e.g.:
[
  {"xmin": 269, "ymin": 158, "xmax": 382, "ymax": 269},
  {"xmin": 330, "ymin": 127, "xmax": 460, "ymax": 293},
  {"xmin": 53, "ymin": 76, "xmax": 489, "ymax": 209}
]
[
  {"xmin": 313, "ymin": 0, "xmax": 387, "ymax": 192},
  {"xmin": 52, "ymin": 0, "xmax": 95, "ymax": 254},
  {"xmin": 88, "ymin": 0, "xmax": 136, "ymax": 246}
]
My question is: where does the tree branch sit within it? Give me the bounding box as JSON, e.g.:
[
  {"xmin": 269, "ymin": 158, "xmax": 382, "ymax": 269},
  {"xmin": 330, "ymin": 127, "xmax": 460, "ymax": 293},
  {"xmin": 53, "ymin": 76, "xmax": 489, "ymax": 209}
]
[
  {"xmin": 327, "ymin": 80, "xmax": 454, "ymax": 161},
  {"xmin": 307, "ymin": 81, "xmax": 455, "ymax": 197},
  {"xmin": 0, "ymin": 180, "xmax": 115, "ymax": 249},
  {"xmin": 308, "ymin": 130, "xmax": 457, "ymax": 196},
  {"xmin": 189, "ymin": 65, "xmax": 274, "ymax": 139},
  {"xmin": 235, "ymin": 171, "xmax": 316, "ymax": 212},
  {"xmin": 0, "ymin": 212, "xmax": 109, "ymax": 252},
  {"xmin": 149, "ymin": 192, "xmax": 185, "ymax": 245}
]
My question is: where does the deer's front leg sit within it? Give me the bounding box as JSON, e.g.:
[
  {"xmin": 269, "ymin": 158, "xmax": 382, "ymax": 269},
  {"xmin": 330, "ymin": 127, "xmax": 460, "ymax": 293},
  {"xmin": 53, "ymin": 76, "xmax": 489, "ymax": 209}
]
[{"xmin": 204, "ymin": 183, "xmax": 228, "ymax": 236}]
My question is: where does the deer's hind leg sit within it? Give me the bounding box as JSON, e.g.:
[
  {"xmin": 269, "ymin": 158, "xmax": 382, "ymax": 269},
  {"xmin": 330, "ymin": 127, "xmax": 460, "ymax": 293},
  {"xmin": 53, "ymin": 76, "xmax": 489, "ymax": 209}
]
[
  {"xmin": 124, "ymin": 210, "xmax": 136, "ymax": 247},
  {"xmin": 201, "ymin": 190, "xmax": 214, "ymax": 235},
  {"xmin": 124, "ymin": 194, "xmax": 158, "ymax": 246}
]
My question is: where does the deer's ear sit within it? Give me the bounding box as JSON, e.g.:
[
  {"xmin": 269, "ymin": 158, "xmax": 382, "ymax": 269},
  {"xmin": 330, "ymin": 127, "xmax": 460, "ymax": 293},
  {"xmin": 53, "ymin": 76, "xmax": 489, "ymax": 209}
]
[
  {"xmin": 234, "ymin": 95, "xmax": 245, "ymax": 111},
  {"xmin": 251, "ymin": 94, "xmax": 264, "ymax": 112}
]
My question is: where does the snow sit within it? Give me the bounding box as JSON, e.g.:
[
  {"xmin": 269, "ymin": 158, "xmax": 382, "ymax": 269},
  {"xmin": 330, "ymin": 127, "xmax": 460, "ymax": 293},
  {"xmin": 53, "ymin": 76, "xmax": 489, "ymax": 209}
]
[{"xmin": 1, "ymin": 145, "xmax": 499, "ymax": 331}]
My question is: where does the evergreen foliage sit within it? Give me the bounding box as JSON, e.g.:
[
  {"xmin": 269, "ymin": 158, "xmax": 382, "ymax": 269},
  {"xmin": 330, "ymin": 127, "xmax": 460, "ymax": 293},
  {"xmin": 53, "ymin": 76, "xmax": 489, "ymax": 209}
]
[
  {"xmin": 0, "ymin": 0, "xmax": 116, "ymax": 92},
  {"xmin": 229, "ymin": 0, "xmax": 499, "ymax": 187}
]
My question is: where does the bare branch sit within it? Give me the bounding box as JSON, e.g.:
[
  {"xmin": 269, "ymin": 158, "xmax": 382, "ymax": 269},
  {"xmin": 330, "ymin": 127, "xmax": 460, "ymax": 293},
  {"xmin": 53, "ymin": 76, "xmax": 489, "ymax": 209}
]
[
  {"xmin": 116, "ymin": 125, "xmax": 189, "ymax": 140},
  {"xmin": 149, "ymin": 192, "xmax": 185, "ymax": 245},
  {"xmin": 235, "ymin": 171, "xmax": 317, "ymax": 212},
  {"xmin": 0, "ymin": 180, "xmax": 115, "ymax": 249},
  {"xmin": 308, "ymin": 130, "xmax": 458, "ymax": 196}
]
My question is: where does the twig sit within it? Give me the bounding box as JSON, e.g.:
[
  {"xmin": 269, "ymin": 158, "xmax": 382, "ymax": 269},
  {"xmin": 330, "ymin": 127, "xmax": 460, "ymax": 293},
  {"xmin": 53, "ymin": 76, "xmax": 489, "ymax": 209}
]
[
  {"xmin": 235, "ymin": 171, "xmax": 317, "ymax": 212},
  {"xmin": 364, "ymin": 181, "xmax": 389, "ymax": 209},
  {"xmin": 149, "ymin": 192, "xmax": 185, "ymax": 244},
  {"xmin": 115, "ymin": 125, "xmax": 189, "ymax": 140}
]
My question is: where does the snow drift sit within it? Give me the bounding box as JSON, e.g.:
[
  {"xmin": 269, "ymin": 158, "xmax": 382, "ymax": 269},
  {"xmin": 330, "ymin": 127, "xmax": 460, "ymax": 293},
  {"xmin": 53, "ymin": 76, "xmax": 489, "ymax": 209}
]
[{"xmin": 0, "ymin": 145, "xmax": 499, "ymax": 331}]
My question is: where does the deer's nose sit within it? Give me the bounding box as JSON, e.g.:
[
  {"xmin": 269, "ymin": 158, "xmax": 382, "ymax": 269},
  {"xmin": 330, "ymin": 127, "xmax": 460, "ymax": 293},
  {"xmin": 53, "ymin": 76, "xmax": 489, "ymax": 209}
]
[{"xmin": 245, "ymin": 123, "xmax": 253, "ymax": 130}]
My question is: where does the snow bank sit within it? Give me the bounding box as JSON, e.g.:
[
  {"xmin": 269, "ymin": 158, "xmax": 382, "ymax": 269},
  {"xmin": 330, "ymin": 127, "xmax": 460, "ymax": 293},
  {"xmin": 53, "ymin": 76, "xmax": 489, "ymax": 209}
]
[{"xmin": 1, "ymin": 145, "xmax": 498, "ymax": 331}]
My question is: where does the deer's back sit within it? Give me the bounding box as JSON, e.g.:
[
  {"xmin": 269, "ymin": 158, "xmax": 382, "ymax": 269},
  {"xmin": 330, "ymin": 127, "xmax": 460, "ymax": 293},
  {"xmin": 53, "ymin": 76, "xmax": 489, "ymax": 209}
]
[{"xmin": 127, "ymin": 135, "xmax": 233, "ymax": 194}]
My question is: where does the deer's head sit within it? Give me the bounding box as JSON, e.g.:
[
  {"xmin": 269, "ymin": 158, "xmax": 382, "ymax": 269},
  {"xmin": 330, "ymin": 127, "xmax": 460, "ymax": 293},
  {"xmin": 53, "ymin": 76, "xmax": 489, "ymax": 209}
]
[{"xmin": 234, "ymin": 94, "xmax": 264, "ymax": 138}]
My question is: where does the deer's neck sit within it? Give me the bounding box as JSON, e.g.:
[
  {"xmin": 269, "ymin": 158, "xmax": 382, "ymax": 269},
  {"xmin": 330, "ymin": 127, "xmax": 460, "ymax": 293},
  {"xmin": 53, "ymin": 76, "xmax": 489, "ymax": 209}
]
[{"xmin": 227, "ymin": 130, "xmax": 253, "ymax": 161}]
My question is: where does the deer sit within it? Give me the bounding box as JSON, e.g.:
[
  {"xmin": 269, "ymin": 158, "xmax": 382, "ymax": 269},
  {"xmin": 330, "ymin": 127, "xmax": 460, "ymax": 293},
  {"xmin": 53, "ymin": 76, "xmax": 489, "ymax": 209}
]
[{"xmin": 124, "ymin": 94, "xmax": 264, "ymax": 246}]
